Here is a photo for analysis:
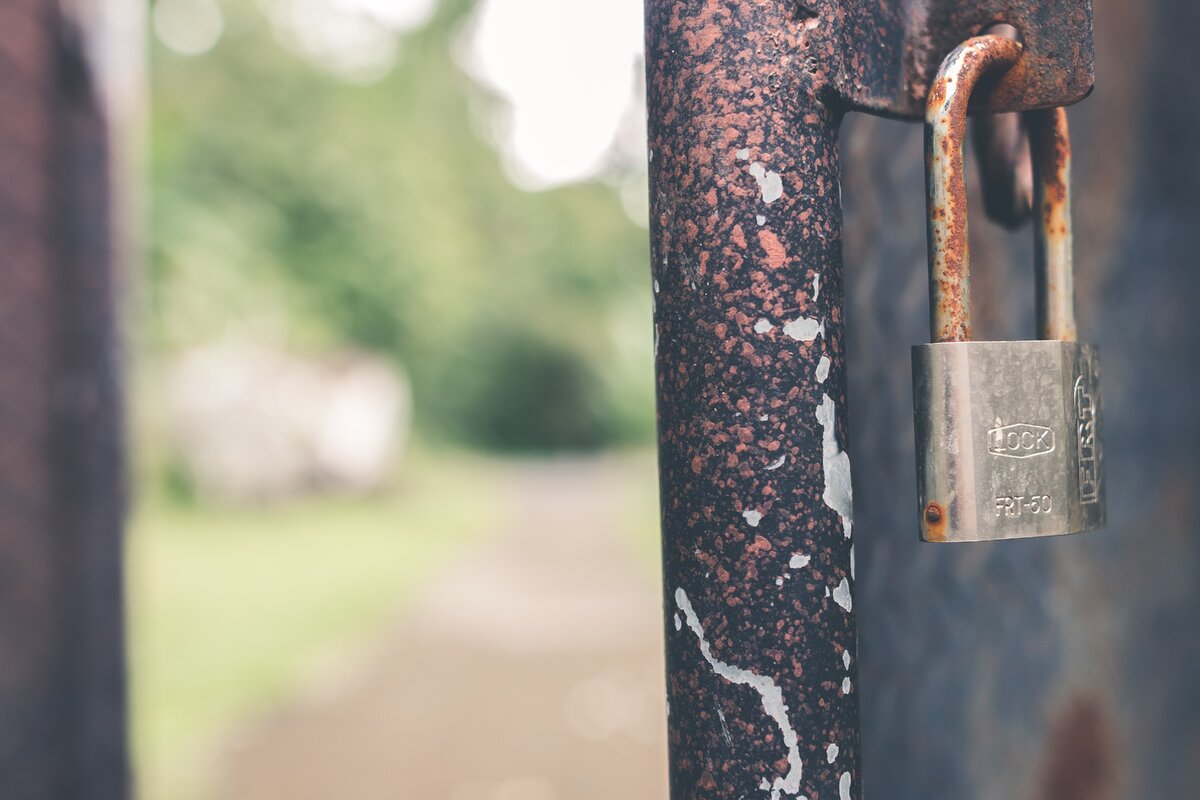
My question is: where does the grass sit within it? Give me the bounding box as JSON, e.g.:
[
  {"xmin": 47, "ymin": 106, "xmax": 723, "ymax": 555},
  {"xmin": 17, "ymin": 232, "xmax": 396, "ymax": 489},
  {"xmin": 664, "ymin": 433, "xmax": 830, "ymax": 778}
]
[{"xmin": 127, "ymin": 451, "xmax": 504, "ymax": 800}]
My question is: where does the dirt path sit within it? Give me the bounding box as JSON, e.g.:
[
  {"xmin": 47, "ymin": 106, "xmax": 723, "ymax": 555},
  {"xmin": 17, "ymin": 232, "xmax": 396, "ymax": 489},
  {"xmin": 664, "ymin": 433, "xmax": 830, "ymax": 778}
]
[{"xmin": 216, "ymin": 456, "xmax": 669, "ymax": 800}]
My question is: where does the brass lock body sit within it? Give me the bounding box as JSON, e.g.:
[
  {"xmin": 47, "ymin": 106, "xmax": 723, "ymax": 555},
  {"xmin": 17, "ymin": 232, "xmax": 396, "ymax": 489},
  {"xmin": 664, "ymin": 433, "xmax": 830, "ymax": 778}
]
[{"xmin": 913, "ymin": 36, "xmax": 1105, "ymax": 543}]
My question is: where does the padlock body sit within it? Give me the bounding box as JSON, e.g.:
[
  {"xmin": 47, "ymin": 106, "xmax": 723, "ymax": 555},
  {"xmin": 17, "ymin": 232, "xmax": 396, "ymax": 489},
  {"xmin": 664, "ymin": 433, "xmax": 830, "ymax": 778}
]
[{"xmin": 912, "ymin": 340, "xmax": 1104, "ymax": 542}]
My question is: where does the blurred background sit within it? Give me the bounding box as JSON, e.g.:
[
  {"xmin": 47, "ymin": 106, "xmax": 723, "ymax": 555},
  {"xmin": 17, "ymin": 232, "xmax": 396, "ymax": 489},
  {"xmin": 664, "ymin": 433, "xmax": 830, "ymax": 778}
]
[{"xmin": 130, "ymin": 0, "xmax": 666, "ymax": 798}]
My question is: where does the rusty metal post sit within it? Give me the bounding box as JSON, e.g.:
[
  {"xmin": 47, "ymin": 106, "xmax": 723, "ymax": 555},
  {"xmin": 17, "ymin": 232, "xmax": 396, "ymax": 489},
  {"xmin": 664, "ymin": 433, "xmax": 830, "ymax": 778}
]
[
  {"xmin": 645, "ymin": 3, "xmax": 861, "ymax": 798},
  {"xmin": 0, "ymin": 0, "xmax": 129, "ymax": 796}
]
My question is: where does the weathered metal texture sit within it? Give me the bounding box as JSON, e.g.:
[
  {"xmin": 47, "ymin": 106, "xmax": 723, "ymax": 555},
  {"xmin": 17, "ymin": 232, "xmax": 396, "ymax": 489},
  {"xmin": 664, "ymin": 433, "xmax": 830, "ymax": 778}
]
[
  {"xmin": 842, "ymin": 0, "xmax": 1200, "ymax": 794},
  {"xmin": 924, "ymin": 35, "xmax": 1023, "ymax": 342},
  {"xmin": 925, "ymin": 39, "xmax": 1078, "ymax": 342},
  {"xmin": 836, "ymin": 0, "xmax": 1095, "ymax": 118},
  {"xmin": 0, "ymin": 0, "xmax": 129, "ymax": 796},
  {"xmin": 645, "ymin": 1, "xmax": 861, "ymax": 798},
  {"xmin": 912, "ymin": 340, "xmax": 1104, "ymax": 542},
  {"xmin": 1030, "ymin": 107, "xmax": 1077, "ymax": 341}
]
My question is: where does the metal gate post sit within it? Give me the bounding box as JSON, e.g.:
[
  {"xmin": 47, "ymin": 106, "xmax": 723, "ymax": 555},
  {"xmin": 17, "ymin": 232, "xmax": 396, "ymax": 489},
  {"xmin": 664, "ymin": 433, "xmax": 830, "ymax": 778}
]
[
  {"xmin": 0, "ymin": 1, "xmax": 129, "ymax": 796},
  {"xmin": 645, "ymin": 4, "xmax": 861, "ymax": 798}
]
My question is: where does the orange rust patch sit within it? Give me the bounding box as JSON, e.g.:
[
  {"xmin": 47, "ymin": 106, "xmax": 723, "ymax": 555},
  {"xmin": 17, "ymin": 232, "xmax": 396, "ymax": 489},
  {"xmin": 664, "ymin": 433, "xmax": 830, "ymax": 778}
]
[
  {"xmin": 923, "ymin": 502, "xmax": 947, "ymax": 542},
  {"xmin": 757, "ymin": 229, "xmax": 787, "ymax": 270},
  {"xmin": 683, "ymin": 23, "xmax": 721, "ymax": 54},
  {"xmin": 748, "ymin": 535, "xmax": 772, "ymax": 556}
]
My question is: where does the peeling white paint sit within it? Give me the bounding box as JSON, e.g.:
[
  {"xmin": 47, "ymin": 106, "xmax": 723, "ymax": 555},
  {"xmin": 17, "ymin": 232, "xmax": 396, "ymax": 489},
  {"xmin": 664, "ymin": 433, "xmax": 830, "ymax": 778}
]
[
  {"xmin": 653, "ymin": 279, "xmax": 660, "ymax": 293},
  {"xmin": 676, "ymin": 588, "xmax": 803, "ymax": 799},
  {"xmin": 815, "ymin": 355, "xmax": 831, "ymax": 384},
  {"xmin": 748, "ymin": 162, "xmax": 784, "ymax": 204},
  {"xmin": 742, "ymin": 509, "xmax": 763, "ymax": 527},
  {"xmin": 789, "ymin": 553, "xmax": 810, "ymax": 569},
  {"xmin": 754, "ymin": 318, "xmax": 775, "ymax": 334},
  {"xmin": 816, "ymin": 393, "xmax": 854, "ymax": 538},
  {"xmin": 824, "ymin": 586, "xmax": 830, "ymax": 598},
  {"xmin": 832, "ymin": 577, "xmax": 853, "ymax": 612},
  {"xmin": 674, "ymin": 613, "xmax": 682, "ymax": 632},
  {"xmin": 812, "ymin": 273, "xmax": 821, "ymax": 302},
  {"xmin": 756, "ymin": 214, "xmax": 767, "ymax": 226},
  {"xmin": 782, "ymin": 317, "xmax": 824, "ymax": 343},
  {"xmin": 826, "ymin": 743, "xmax": 839, "ymax": 763},
  {"xmin": 736, "ymin": 147, "xmax": 750, "ymax": 161},
  {"xmin": 716, "ymin": 705, "xmax": 734, "ymax": 748},
  {"xmin": 842, "ymin": 650, "xmax": 851, "ymax": 670},
  {"xmin": 758, "ymin": 414, "xmax": 769, "ymax": 422},
  {"xmin": 839, "ymin": 772, "xmax": 851, "ymax": 800},
  {"xmin": 766, "ymin": 455, "xmax": 786, "ymax": 471},
  {"xmin": 776, "ymin": 576, "xmax": 785, "ymax": 587},
  {"xmin": 842, "ymin": 677, "xmax": 852, "ymax": 694},
  {"xmin": 849, "ymin": 544, "xmax": 855, "ymax": 580}
]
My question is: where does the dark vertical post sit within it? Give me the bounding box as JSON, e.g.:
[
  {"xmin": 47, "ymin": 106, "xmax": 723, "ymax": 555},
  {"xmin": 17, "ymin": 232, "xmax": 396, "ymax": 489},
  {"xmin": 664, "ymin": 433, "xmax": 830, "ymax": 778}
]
[
  {"xmin": 0, "ymin": 1, "xmax": 128, "ymax": 797},
  {"xmin": 645, "ymin": 2, "xmax": 861, "ymax": 798}
]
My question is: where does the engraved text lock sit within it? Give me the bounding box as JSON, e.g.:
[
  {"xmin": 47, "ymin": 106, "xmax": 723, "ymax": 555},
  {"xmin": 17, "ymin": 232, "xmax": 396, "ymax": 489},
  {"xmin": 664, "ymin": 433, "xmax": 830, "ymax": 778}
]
[{"xmin": 913, "ymin": 38, "xmax": 1105, "ymax": 543}]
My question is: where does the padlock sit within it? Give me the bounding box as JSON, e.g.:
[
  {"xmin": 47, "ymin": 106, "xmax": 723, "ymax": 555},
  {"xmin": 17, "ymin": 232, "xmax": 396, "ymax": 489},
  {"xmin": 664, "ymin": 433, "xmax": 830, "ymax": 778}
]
[{"xmin": 913, "ymin": 37, "xmax": 1105, "ymax": 543}]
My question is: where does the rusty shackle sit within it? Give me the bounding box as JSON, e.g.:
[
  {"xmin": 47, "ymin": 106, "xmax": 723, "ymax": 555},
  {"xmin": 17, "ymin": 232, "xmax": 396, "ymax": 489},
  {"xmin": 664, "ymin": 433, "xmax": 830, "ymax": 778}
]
[{"xmin": 925, "ymin": 34, "xmax": 1077, "ymax": 343}]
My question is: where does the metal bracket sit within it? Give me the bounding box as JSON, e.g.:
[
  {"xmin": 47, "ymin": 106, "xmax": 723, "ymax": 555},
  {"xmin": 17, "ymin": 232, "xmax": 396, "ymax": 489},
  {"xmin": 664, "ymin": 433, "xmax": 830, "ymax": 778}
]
[{"xmin": 834, "ymin": 0, "xmax": 1095, "ymax": 118}]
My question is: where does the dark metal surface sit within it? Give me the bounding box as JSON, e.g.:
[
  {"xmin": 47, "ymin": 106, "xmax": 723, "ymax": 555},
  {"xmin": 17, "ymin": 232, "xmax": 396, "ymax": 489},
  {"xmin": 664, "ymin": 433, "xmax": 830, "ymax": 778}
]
[
  {"xmin": 645, "ymin": 1, "xmax": 861, "ymax": 798},
  {"xmin": 836, "ymin": 0, "xmax": 1095, "ymax": 118},
  {"xmin": 0, "ymin": 1, "xmax": 129, "ymax": 796}
]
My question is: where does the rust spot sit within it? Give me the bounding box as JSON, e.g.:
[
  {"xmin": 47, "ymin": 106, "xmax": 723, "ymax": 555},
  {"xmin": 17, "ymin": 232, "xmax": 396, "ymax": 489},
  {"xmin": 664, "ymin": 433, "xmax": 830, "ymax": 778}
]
[
  {"xmin": 923, "ymin": 502, "xmax": 947, "ymax": 542},
  {"xmin": 757, "ymin": 228, "xmax": 788, "ymax": 270},
  {"xmin": 748, "ymin": 534, "xmax": 772, "ymax": 556},
  {"xmin": 1039, "ymin": 697, "xmax": 1116, "ymax": 800}
]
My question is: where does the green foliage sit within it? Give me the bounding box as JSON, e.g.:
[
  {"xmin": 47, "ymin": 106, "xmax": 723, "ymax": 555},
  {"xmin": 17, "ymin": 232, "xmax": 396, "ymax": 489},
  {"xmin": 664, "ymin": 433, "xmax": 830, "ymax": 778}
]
[{"xmin": 146, "ymin": 0, "xmax": 654, "ymax": 451}]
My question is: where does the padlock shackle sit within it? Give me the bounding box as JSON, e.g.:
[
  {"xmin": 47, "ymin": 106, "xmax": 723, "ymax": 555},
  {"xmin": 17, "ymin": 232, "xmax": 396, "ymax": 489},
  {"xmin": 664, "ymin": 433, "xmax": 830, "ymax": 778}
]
[
  {"xmin": 925, "ymin": 36, "xmax": 1077, "ymax": 343},
  {"xmin": 1031, "ymin": 106, "xmax": 1077, "ymax": 341}
]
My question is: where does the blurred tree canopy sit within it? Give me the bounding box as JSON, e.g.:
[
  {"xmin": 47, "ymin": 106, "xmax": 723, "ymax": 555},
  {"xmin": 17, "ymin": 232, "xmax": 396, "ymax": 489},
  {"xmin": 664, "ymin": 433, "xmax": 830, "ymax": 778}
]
[{"xmin": 147, "ymin": 0, "xmax": 654, "ymax": 451}]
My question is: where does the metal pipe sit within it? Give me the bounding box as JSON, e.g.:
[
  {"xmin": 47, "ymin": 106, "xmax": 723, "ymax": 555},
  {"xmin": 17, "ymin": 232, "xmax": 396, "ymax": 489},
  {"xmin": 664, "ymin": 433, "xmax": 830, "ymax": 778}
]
[{"xmin": 645, "ymin": 2, "xmax": 861, "ymax": 797}]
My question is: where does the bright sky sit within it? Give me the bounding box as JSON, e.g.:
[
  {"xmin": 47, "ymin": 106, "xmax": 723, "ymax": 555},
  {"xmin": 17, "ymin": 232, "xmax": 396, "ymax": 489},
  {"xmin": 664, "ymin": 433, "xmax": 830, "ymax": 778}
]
[
  {"xmin": 459, "ymin": 0, "xmax": 646, "ymax": 190},
  {"xmin": 153, "ymin": 0, "xmax": 645, "ymax": 190}
]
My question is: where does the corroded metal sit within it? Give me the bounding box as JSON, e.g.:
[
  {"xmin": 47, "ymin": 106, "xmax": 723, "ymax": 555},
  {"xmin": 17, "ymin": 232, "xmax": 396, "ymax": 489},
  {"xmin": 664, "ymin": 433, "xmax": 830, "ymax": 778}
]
[
  {"xmin": 917, "ymin": 37, "xmax": 1103, "ymax": 544},
  {"xmin": 925, "ymin": 35, "xmax": 1024, "ymax": 343},
  {"xmin": 646, "ymin": 2, "xmax": 860, "ymax": 798},
  {"xmin": 646, "ymin": 0, "xmax": 1104, "ymax": 795},
  {"xmin": 843, "ymin": 0, "xmax": 1200, "ymax": 792},
  {"xmin": 925, "ymin": 39, "xmax": 1079, "ymax": 344},
  {"xmin": 1031, "ymin": 106, "xmax": 1077, "ymax": 341},
  {"xmin": 836, "ymin": 0, "xmax": 1095, "ymax": 118}
]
